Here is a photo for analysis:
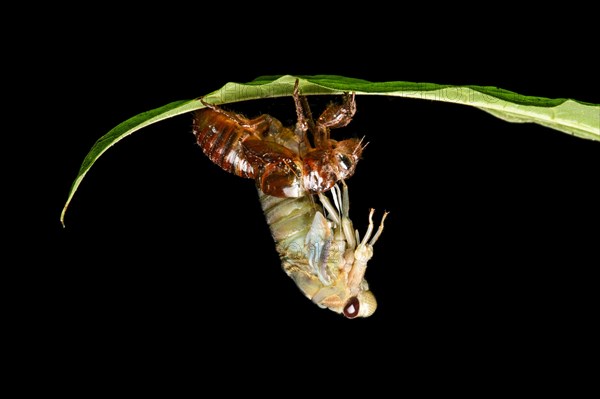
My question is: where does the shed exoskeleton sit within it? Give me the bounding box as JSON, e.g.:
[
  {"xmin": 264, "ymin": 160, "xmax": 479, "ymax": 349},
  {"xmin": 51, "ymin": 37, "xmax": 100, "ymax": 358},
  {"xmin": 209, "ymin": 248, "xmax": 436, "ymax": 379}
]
[{"xmin": 193, "ymin": 79, "xmax": 364, "ymax": 198}]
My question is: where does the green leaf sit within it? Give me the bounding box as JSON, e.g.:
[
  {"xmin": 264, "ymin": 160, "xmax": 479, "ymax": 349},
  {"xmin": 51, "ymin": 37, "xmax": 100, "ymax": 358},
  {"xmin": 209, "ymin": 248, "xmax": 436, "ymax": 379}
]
[{"xmin": 60, "ymin": 74, "xmax": 600, "ymax": 226}]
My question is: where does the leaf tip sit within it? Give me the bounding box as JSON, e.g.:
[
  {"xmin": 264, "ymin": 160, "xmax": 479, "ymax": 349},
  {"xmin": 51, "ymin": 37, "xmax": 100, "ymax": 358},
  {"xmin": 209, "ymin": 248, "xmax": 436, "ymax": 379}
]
[{"xmin": 60, "ymin": 204, "xmax": 69, "ymax": 228}]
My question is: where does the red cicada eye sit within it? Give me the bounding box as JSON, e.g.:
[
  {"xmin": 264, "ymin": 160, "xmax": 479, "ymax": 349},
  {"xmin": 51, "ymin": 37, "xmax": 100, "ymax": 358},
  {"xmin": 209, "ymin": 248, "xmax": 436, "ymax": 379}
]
[{"xmin": 343, "ymin": 297, "xmax": 360, "ymax": 318}]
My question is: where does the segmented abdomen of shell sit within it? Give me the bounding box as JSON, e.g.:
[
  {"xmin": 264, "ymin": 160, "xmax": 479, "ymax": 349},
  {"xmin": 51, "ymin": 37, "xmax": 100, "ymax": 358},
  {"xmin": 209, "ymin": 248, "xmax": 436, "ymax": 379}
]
[{"xmin": 193, "ymin": 109, "xmax": 255, "ymax": 178}]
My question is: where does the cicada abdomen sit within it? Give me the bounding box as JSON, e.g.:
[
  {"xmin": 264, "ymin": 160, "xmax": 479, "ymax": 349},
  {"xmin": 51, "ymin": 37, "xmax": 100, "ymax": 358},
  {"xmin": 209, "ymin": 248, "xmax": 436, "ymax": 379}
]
[
  {"xmin": 192, "ymin": 108, "xmax": 268, "ymax": 179},
  {"xmin": 258, "ymin": 181, "xmax": 388, "ymax": 318}
]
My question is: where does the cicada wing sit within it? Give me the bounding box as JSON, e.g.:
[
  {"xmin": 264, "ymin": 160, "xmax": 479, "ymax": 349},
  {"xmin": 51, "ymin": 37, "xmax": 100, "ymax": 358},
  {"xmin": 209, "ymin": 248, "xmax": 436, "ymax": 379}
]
[{"xmin": 305, "ymin": 211, "xmax": 334, "ymax": 285}]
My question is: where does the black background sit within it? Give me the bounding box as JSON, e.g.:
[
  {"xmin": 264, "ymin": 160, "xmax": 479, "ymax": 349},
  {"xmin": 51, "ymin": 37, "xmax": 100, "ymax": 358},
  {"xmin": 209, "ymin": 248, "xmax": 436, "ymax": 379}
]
[{"xmin": 19, "ymin": 12, "xmax": 598, "ymax": 387}]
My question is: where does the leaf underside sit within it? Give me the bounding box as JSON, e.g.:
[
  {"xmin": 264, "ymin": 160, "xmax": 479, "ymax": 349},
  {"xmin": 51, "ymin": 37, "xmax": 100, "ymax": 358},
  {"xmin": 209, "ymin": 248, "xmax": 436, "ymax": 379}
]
[{"xmin": 60, "ymin": 74, "xmax": 600, "ymax": 226}]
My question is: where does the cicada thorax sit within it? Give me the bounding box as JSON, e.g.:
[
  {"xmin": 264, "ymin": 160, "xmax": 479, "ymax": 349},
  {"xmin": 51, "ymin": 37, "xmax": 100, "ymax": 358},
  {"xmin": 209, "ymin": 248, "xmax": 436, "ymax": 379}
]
[
  {"xmin": 243, "ymin": 138, "xmax": 305, "ymax": 198},
  {"xmin": 243, "ymin": 136, "xmax": 364, "ymax": 198}
]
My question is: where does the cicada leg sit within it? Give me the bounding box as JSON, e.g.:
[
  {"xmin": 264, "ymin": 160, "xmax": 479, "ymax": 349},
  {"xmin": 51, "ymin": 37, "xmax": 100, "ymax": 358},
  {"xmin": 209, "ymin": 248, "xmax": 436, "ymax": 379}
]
[
  {"xmin": 360, "ymin": 208, "xmax": 389, "ymax": 248},
  {"xmin": 292, "ymin": 79, "xmax": 316, "ymax": 156},
  {"xmin": 312, "ymin": 91, "xmax": 357, "ymax": 149},
  {"xmin": 317, "ymin": 182, "xmax": 356, "ymax": 250},
  {"xmin": 199, "ymin": 97, "xmax": 276, "ymax": 133},
  {"xmin": 347, "ymin": 199, "xmax": 389, "ymax": 290},
  {"xmin": 316, "ymin": 92, "xmax": 357, "ymax": 130}
]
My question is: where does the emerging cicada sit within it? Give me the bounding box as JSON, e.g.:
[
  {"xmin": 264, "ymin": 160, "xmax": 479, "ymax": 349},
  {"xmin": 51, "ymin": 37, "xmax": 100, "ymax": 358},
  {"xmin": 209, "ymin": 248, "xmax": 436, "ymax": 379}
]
[
  {"xmin": 259, "ymin": 181, "xmax": 388, "ymax": 318},
  {"xmin": 192, "ymin": 80, "xmax": 389, "ymax": 318},
  {"xmin": 193, "ymin": 79, "xmax": 364, "ymax": 198}
]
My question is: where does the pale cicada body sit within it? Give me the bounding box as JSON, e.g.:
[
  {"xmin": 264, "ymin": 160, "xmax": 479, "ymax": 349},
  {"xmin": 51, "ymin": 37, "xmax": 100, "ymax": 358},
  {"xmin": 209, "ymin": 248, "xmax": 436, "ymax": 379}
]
[{"xmin": 259, "ymin": 181, "xmax": 388, "ymax": 318}]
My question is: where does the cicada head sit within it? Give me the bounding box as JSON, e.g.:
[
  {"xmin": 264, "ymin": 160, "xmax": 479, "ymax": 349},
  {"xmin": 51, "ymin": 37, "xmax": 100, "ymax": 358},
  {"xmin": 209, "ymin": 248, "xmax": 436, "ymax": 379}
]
[
  {"xmin": 341, "ymin": 290, "xmax": 378, "ymax": 319},
  {"xmin": 331, "ymin": 137, "xmax": 364, "ymax": 181},
  {"xmin": 324, "ymin": 290, "xmax": 378, "ymax": 319},
  {"xmin": 302, "ymin": 138, "xmax": 365, "ymax": 194},
  {"xmin": 308, "ymin": 278, "xmax": 377, "ymax": 319},
  {"xmin": 286, "ymin": 263, "xmax": 377, "ymax": 319}
]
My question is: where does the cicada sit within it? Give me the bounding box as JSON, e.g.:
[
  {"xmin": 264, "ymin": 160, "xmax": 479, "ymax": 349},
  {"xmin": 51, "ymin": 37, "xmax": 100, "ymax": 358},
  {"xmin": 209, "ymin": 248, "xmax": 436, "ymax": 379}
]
[
  {"xmin": 192, "ymin": 80, "xmax": 389, "ymax": 317},
  {"xmin": 193, "ymin": 79, "xmax": 364, "ymax": 198},
  {"xmin": 259, "ymin": 181, "xmax": 388, "ymax": 318}
]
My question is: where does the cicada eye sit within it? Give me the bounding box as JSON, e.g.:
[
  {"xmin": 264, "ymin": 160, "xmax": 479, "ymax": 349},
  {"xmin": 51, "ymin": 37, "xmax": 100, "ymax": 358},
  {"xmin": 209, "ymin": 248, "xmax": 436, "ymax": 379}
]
[
  {"xmin": 343, "ymin": 296, "xmax": 360, "ymax": 318},
  {"xmin": 337, "ymin": 154, "xmax": 353, "ymax": 171}
]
